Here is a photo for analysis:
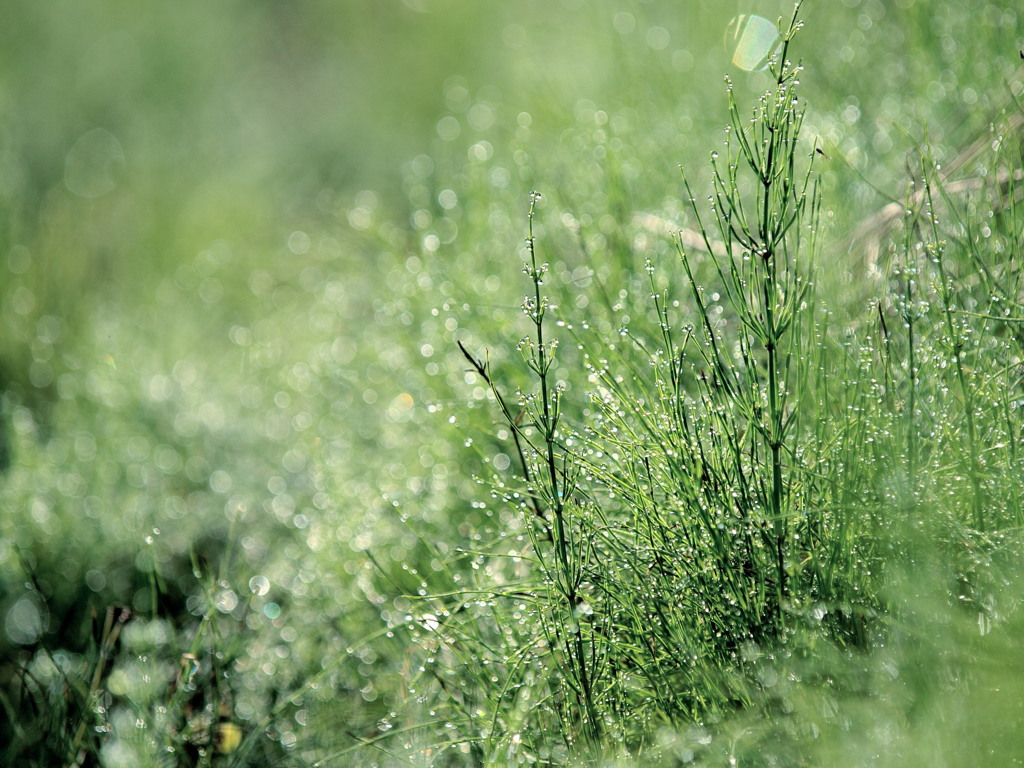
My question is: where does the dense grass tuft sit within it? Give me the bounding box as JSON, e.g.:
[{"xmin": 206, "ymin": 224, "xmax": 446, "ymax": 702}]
[{"xmin": 389, "ymin": 7, "xmax": 1024, "ymax": 765}]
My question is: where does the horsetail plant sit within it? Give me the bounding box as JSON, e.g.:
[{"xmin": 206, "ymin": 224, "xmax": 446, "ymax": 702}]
[
  {"xmin": 435, "ymin": 4, "xmax": 891, "ymax": 759},
  {"xmin": 679, "ymin": 3, "xmax": 819, "ymax": 634},
  {"xmin": 459, "ymin": 191, "xmax": 603, "ymax": 748}
]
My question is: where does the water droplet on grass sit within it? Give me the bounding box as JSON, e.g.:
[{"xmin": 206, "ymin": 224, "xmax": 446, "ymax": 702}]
[
  {"xmin": 249, "ymin": 575, "xmax": 270, "ymax": 596},
  {"xmin": 4, "ymin": 595, "xmax": 44, "ymax": 644},
  {"xmin": 216, "ymin": 589, "xmax": 238, "ymax": 613}
]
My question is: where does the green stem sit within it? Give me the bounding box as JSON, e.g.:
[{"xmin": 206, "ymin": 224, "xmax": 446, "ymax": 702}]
[
  {"xmin": 924, "ymin": 181, "xmax": 985, "ymax": 531},
  {"xmin": 524, "ymin": 193, "xmax": 600, "ymax": 743}
]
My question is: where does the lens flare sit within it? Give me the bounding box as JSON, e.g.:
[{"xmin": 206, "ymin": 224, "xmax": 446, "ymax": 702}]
[{"xmin": 727, "ymin": 14, "xmax": 780, "ymax": 71}]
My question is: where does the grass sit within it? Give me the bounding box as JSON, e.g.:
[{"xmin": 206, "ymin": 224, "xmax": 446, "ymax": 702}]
[
  {"xmin": 2, "ymin": 1, "xmax": 1024, "ymax": 766},
  {"xmin": 389, "ymin": 6, "xmax": 1024, "ymax": 765}
]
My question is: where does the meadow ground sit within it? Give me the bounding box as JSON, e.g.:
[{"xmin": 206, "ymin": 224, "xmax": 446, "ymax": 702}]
[{"xmin": 2, "ymin": 2, "xmax": 1023, "ymax": 766}]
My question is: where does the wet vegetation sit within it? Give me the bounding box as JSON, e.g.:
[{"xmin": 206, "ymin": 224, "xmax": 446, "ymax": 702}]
[{"xmin": 2, "ymin": 1, "xmax": 1024, "ymax": 766}]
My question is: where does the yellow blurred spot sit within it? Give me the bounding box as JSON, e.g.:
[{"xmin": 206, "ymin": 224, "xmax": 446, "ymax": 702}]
[{"xmin": 215, "ymin": 721, "xmax": 243, "ymax": 754}]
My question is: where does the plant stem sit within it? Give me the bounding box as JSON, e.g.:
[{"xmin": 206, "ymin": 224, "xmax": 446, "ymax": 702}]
[{"xmin": 923, "ymin": 176, "xmax": 985, "ymax": 531}]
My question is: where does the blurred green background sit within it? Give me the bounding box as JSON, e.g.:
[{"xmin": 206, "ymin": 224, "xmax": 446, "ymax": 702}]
[{"xmin": 1, "ymin": 0, "xmax": 1021, "ymax": 763}]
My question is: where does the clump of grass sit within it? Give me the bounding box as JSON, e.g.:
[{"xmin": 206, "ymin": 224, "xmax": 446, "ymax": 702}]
[
  {"xmin": 389, "ymin": 5, "xmax": 1024, "ymax": 765},
  {"xmin": 403, "ymin": 4, "xmax": 862, "ymax": 757}
]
